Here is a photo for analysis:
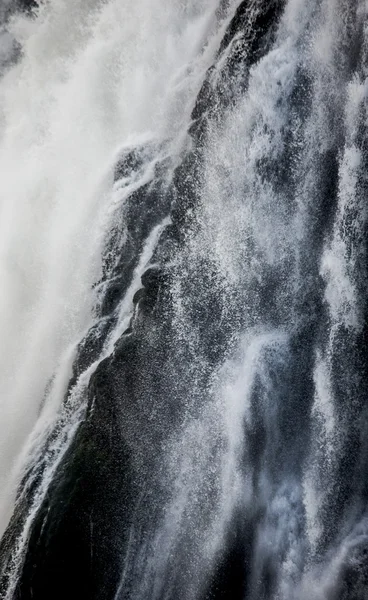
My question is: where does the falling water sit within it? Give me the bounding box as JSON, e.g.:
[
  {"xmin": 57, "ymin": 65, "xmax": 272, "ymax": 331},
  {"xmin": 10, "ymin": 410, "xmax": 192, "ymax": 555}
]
[{"xmin": 0, "ymin": 1, "xmax": 367, "ymax": 599}]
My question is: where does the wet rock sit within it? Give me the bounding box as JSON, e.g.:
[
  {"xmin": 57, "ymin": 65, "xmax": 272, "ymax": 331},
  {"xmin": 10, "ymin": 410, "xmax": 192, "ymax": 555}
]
[{"xmin": 100, "ymin": 277, "xmax": 126, "ymax": 316}]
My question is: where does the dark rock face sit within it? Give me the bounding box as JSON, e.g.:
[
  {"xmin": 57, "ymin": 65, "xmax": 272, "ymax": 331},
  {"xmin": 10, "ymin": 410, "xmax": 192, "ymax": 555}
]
[
  {"xmin": 15, "ymin": 0, "xmax": 38, "ymax": 12},
  {"xmin": 0, "ymin": 0, "xmax": 41, "ymax": 74},
  {"xmin": 1, "ymin": 1, "xmax": 368, "ymax": 600},
  {"xmin": 0, "ymin": 5, "xmax": 272, "ymax": 599},
  {"xmin": 0, "ymin": 5, "xmax": 285, "ymax": 599},
  {"xmin": 0, "ymin": 0, "xmax": 38, "ymax": 22}
]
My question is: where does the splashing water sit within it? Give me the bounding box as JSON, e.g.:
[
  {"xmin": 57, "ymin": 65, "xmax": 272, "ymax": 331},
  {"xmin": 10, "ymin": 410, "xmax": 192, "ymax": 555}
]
[{"xmin": 0, "ymin": 1, "xmax": 367, "ymax": 599}]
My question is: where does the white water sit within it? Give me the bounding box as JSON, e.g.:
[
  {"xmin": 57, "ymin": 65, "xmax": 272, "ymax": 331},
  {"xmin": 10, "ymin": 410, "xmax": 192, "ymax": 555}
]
[
  {"xmin": 0, "ymin": 0, "xmax": 239, "ymax": 538},
  {"xmin": 119, "ymin": 0, "xmax": 368, "ymax": 597},
  {"xmin": 0, "ymin": 0, "xmax": 367, "ymax": 598}
]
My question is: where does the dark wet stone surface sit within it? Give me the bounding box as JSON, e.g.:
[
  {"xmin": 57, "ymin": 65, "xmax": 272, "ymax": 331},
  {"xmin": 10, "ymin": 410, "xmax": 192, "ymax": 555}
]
[{"xmin": 1, "ymin": 2, "xmax": 368, "ymax": 600}]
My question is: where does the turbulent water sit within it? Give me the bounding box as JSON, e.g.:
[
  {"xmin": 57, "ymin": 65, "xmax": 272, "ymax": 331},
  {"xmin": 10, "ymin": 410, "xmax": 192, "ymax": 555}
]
[{"xmin": 0, "ymin": 0, "xmax": 367, "ymax": 599}]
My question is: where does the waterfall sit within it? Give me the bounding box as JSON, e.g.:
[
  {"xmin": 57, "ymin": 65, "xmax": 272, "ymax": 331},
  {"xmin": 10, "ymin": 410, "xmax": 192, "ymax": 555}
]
[{"xmin": 0, "ymin": 1, "xmax": 367, "ymax": 599}]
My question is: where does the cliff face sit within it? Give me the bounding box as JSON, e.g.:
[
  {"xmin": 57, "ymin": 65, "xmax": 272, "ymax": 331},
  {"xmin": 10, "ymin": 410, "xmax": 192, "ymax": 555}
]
[
  {"xmin": 1, "ymin": 1, "xmax": 368, "ymax": 600},
  {"xmin": 1, "ymin": 5, "xmax": 285, "ymax": 599}
]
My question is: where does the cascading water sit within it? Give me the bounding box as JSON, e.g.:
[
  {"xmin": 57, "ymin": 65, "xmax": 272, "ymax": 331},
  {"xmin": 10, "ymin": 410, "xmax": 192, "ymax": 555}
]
[{"xmin": 0, "ymin": 1, "xmax": 367, "ymax": 599}]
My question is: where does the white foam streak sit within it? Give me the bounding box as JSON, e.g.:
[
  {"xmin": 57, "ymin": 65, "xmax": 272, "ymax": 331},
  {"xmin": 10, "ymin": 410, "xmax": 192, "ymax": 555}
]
[
  {"xmin": 135, "ymin": 330, "xmax": 289, "ymax": 600},
  {"xmin": 321, "ymin": 144, "xmax": 363, "ymax": 329}
]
